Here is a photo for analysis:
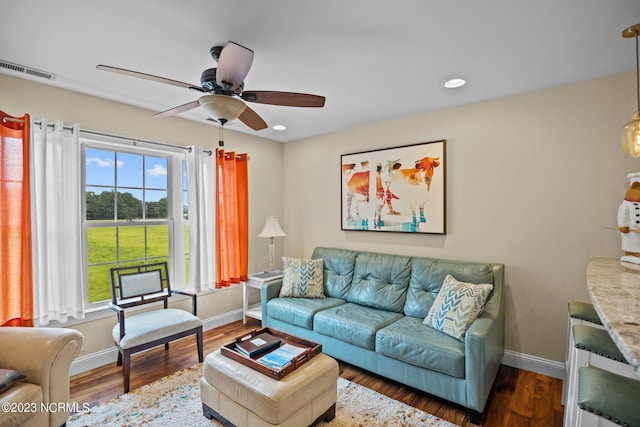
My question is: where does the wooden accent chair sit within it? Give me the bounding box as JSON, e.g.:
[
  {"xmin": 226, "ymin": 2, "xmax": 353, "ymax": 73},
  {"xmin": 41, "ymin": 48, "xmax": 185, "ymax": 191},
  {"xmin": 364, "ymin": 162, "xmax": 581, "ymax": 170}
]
[{"xmin": 109, "ymin": 261, "xmax": 203, "ymax": 393}]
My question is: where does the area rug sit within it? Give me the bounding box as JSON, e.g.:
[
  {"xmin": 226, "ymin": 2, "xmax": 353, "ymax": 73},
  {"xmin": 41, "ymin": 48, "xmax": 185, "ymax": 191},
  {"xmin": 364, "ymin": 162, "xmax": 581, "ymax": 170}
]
[{"xmin": 67, "ymin": 363, "xmax": 459, "ymax": 427}]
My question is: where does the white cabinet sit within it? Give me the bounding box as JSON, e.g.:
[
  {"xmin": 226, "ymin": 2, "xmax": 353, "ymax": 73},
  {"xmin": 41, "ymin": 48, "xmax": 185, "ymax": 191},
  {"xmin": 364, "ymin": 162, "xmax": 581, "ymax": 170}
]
[{"xmin": 242, "ymin": 271, "xmax": 283, "ymax": 324}]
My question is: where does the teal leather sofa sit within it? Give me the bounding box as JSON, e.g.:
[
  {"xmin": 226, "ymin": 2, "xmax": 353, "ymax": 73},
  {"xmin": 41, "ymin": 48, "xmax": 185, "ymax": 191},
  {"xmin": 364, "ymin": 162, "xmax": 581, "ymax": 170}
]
[{"xmin": 261, "ymin": 247, "xmax": 505, "ymax": 423}]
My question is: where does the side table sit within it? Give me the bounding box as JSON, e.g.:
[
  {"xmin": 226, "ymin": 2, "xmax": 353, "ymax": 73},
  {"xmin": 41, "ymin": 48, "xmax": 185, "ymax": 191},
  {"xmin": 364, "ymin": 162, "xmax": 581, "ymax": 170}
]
[{"xmin": 243, "ymin": 271, "xmax": 283, "ymax": 324}]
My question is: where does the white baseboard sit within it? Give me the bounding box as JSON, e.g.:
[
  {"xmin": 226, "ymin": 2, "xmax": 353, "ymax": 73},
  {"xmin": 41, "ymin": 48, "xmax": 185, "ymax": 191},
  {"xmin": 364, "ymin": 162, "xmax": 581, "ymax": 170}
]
[
  {"xmin": 200, "ymin": 308, "xmax": 243, "ymax": 331},
  {"xmin": 70, "ymin": 347, "xmax": 119, "ymax": 376},
  {"xmin": 501, "ymin": 349, "xmax": 565, "ymax": 380},
  {"xmin": 70, "ymin": 309, "xmax": 243, "ymax": 376}
]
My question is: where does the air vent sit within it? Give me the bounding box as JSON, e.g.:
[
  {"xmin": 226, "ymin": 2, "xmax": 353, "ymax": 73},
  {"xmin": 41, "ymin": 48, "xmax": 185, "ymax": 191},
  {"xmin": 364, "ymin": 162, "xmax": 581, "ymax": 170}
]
[{"xmin": 0, "ymin": 60, "xmax": 56, "ymax": 80}]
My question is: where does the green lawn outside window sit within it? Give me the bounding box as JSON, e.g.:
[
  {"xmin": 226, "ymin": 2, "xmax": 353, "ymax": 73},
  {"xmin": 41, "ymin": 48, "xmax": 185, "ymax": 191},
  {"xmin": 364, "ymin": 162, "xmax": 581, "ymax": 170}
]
[{"xmin": 86, "ymin": 225, "xmax": 169, "ymax": 303}]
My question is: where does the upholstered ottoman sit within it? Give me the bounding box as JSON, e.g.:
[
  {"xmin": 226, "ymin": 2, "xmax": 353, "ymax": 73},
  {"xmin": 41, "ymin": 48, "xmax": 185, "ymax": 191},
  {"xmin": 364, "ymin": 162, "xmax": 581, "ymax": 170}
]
[{"xmin": 200, "ymin": 349, "xmax": 339, "ymax": 427}]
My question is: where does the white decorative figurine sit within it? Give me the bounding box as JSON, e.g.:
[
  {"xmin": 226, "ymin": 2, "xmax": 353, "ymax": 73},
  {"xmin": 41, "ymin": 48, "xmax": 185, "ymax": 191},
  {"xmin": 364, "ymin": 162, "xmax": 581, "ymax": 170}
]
[{"xmin": 618, "ymin": 173, "xmax": 640, "ymax": 264}]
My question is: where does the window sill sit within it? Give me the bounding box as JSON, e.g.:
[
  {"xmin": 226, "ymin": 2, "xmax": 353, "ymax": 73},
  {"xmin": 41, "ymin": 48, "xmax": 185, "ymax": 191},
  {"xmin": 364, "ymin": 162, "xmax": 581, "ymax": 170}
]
[{"xmin": 40, "ymin": 285, "xmax": 236, "ymax": 328}]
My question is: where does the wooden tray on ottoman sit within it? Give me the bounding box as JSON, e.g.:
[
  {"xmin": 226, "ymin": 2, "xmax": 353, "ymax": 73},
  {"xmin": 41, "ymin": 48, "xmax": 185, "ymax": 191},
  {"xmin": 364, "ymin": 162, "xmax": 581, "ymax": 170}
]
[{"xmin": 221, "ymin": 327, "xmax": 322, "ymax": 380}]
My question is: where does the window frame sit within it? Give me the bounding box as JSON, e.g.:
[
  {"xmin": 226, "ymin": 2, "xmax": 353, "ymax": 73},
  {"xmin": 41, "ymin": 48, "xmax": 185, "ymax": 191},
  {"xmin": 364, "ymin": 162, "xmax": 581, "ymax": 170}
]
[{"xmin": 80, "ymin": 134, "xmax": 188, "ymax": 309}]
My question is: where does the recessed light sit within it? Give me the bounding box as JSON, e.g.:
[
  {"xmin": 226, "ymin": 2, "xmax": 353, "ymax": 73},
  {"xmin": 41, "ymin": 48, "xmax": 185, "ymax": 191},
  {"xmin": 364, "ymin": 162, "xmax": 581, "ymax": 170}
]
[
  {"xmin": 272, "ymin": 124, "xmax": 287, "ymax": 131},
  {"xmin": 443, "ymin": 78, "xmax": 466, "ymax": 89}
]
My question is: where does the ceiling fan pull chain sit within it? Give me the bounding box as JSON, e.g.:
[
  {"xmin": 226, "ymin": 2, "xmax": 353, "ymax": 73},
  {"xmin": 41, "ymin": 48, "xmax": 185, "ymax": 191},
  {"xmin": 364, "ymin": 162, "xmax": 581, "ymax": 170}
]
[{"xmin": 218, "ymin": 121, "xmax": 225, "ymax": 147}]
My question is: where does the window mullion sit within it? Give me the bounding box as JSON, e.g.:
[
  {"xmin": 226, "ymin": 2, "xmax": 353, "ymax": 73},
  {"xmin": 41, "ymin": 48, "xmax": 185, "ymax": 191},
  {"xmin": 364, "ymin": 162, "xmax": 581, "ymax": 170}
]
[{"xmin": 83, "ymin": 138, "xmax": 181, "ymax": 306}]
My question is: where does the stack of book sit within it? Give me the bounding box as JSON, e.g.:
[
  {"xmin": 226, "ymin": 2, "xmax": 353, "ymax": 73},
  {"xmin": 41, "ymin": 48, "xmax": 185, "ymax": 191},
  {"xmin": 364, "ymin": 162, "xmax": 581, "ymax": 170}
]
[
  {"xmin": 258, "ymin": 344, "xmax": 307, "ymax": 369},
  {"xmin": 235, "ymin": 332, "xmax": 281, "ymax": 358}
]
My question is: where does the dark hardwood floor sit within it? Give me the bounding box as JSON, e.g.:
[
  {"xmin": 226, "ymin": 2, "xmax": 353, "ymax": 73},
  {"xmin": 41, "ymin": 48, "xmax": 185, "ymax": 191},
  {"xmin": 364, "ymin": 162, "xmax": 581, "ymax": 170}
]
[{"xmin": 70, "ymin": 319, "xmax": 564, "ymax": 426}]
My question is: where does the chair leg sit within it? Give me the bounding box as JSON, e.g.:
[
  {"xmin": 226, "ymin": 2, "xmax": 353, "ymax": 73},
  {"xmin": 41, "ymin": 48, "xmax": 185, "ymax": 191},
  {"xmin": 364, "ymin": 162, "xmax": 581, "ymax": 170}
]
[
  {"xmin": 165, "ymin": 342, "xmax": 169, "ymax": 351},
  {"xmin": 116, "ymin": 350, "xmax": 123, "ymax": 367},
  {"xmin": 197, "ymin": 328, "xmax": 204, "ymax": 362},
  {"xmin": 123, "ymin": 351, "xmax": 131, "ymax": 394}
]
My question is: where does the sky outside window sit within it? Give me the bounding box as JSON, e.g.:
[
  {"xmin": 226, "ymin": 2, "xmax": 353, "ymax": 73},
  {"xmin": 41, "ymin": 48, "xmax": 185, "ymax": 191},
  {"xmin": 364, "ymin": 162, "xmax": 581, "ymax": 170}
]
[{"xmin": 86, "ymin": 148, "xmax": 168, "ymax": 202}]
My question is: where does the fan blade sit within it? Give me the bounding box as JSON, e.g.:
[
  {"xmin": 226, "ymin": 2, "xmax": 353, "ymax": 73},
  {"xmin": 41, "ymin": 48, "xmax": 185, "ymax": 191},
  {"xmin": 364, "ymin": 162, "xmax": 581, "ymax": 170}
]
[
  {"xmin": 216, "ymin": 42, "xmax": 254, "ymax": 91},
  {"xmin": 154, "ymin": 100, "xmax": 201, "ymax": 118},
  {"xmin": 97, "ymin": 65, "xmax": 205, "ymax": 92},
  {"xmin": 237, "ymin": 105, "xmax": 268, "ymax": 131},
  {"xmin": 241, "ymin": 91, "xmax": 325, "ymax": 107}
]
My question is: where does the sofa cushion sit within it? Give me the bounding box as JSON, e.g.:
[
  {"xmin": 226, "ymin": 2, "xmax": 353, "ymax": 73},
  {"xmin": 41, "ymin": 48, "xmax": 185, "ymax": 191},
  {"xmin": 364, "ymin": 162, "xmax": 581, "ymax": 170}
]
[
  {"xmin": 312, "ymin": 247, "xmax": 358, "ymax": 299},
  {"xmin": 314, "ymin": 303, "xmax": 403, "ymax": 350},
  {"xmin": 347, "ymin": 252, "xmax": 412, "ymax": 313},
  {"xmin": 0, "ymin": 382, "xmax": 43, "ymax": 426},
  {"xmin": 423, "ymin": 275, "xmax": 493, "ymax": 341},
  {"xmin": 280, "ymin": 257, "xmax": 325, "ymax": 298},
  {"xmin": 404, "ymin": 259, "xmax": 495, "ymax": 318},
  {"xmin": 266, "ymin": 297, "xmax": 347, "ymax": 330},
  {"xmin": 0, "ymin": 369, "xmax": 26, "ymax": 394},
  {"xmin": 376, "ymin": 316, "xmax": 466, "ymax": 378},
  {"xmin": 404, "ymin": 258, "xmax": 437, "ymax": 318}
]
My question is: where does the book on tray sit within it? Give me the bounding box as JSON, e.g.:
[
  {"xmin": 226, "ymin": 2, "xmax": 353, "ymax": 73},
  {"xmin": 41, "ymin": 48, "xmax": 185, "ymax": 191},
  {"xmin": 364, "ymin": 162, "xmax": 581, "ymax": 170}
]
[
  {"xmin": 257, "ymin": 343, "xmax": 307, "ymax": 369},
  {"xmin": 235, "ymin": 332, "xmax": 281, "ymax": 358}
]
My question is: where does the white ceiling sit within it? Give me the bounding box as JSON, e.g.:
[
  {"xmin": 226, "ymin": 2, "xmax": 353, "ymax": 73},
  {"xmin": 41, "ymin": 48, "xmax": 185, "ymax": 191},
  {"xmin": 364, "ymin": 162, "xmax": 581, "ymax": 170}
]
[{"xmin": 1, "ymin": 0, "xmax": 640, "ymax": 142}]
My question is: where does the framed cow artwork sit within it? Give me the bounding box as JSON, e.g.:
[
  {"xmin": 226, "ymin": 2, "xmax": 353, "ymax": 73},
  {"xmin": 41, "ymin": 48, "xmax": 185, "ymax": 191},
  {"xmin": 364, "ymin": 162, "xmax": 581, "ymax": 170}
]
[{"xmin": 341, "ymin": 140, "xmax": 446, "ymax": 234}]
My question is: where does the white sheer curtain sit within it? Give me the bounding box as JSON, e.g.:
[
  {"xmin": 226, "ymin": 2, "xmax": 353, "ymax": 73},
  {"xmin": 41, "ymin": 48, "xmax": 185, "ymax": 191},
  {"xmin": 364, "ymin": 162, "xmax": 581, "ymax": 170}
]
[
  {"xmin": 186, "ymin": 146, "xmax": 216, "ymax": 292},
  {"xmin": 31, "ymin": 119, "xmax": 84, "ymax": 325}
]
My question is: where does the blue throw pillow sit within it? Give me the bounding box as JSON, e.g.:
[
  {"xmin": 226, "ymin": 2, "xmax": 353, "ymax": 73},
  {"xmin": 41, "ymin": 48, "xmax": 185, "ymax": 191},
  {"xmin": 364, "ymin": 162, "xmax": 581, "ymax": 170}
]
[
  {"xmin": 280, "ymin": 257, "xmax": 325, "ymax": 298},
  {"xmin": 423, "ymin": 274, "xmax": 493, "ymax": 341}
]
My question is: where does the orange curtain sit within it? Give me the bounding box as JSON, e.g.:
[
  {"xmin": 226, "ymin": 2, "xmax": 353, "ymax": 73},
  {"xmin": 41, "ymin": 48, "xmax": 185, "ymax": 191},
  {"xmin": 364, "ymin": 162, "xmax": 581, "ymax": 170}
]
[
  {"xmin": 0, "ymin": 111, "xmax": 33, "ymax": 326},
  {"xmin": 215, "ymin": 149, "xmax": 248, "ymax": 287}
]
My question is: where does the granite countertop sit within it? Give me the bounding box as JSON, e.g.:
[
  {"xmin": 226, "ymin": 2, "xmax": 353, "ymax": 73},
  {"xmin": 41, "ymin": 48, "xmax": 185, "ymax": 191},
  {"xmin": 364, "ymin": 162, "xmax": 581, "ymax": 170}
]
[{"xmin": 586, "ymin": 257, "xmax": 640, "ymax": 376}]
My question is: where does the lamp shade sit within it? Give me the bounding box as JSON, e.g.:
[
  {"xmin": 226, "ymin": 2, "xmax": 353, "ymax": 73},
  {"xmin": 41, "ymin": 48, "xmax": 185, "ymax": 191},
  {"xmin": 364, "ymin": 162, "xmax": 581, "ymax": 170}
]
[
  {"xmin": 623, "ymin": 111, "xmax": 640, "ymax": 158},
  {"xmin": 198, "ymin": 94, "xmax": 247, "ymax": 122},
  {"xmin": 258, "ymin": 216, "xmax": 286, "ymax": 238}
]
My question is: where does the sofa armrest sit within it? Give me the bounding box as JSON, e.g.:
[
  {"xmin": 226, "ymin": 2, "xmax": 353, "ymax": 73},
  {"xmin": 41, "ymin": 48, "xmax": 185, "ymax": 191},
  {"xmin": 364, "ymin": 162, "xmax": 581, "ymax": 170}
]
[
  {"xmin": 261, "ymin": 279, "xmax": 283, "ymax": 326},
  {"xmin": 0, "ymin": 327, "xmax": 83, "ymax": 425},
  {"xmin": 465, "ymin": 313, "xmax": 505, "ymax": 410},
  {"xmin": 463, "ymin": 263, "xmax": 505, "ymax": 412}
]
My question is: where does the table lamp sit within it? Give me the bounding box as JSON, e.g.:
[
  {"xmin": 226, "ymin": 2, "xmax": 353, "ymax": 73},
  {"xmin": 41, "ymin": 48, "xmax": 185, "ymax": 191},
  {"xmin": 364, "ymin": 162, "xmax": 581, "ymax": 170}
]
[{"xmin": 258, "ymin": 216, "xmax": 286, "ymax": 272}]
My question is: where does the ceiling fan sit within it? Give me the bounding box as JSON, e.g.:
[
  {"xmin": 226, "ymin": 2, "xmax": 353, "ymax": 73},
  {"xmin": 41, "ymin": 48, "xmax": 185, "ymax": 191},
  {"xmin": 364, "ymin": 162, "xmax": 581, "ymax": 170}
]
[{"xmin": 96, "ymin": 41, "xmax": 325, "ymax": 131}]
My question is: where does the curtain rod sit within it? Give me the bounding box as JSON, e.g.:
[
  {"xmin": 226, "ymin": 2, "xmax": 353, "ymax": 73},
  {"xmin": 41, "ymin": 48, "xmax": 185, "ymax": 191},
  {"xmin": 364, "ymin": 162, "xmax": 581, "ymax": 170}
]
[
  {"xmin": 2, "ymin": 116, "xmax": 76, "ymax": 132},
  {"xmin": 83, "ymin": 129, "xmax": 218, "ymax": 156},
  {"xmin": 34, "ymin": 119, "xmax": 75, "ymax": 133},
  {"xmin": 222, "ymin": 152, "xmax": 247, "ymax": 160},
  {"xmin": 80, "ymin": 128, "xmax": 196, "ymax": 153},
  {"xmin": 1, "ymin": 115, "xmax": 215, "ymax": 156}
]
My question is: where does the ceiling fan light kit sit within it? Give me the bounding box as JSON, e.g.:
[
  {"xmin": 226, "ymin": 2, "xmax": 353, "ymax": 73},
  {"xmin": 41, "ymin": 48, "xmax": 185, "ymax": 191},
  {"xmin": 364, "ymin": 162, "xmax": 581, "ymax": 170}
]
[
  {"xmin": 199, "ymin": 94, "xmax": 246, "ymax": 122},
  {"xmin": 96, "ymin": 41, "xmax": 325, "ymax": 132},
  {"xmin": 622, "ymin": 23, "xmax": 640, "ymax": 158}
]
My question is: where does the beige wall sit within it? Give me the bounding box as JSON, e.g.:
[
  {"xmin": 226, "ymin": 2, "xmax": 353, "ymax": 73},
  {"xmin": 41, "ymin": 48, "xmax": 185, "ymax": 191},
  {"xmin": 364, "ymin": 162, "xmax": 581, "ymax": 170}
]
[
  {"xmin": 281, "ymin": 71, "xmax": 639, "ymax": 362},
  {"xmin": 0, "ymin": 73, "xmax": 285, "ymax": 357},
  {"xmin": 2, "ymin": 71, "xmax": 638, "ymax": 364}
]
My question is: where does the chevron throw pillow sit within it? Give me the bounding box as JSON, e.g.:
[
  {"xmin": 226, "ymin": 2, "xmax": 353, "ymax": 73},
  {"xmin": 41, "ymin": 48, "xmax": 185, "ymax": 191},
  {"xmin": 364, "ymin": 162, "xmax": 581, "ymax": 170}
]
[
  {"xmin": 280, "ymin": 257, "xmax": 325, "ymax": 298},
  {"xmin": 423, "ymin": 274, "xmax": 493, "ymax": 341}
]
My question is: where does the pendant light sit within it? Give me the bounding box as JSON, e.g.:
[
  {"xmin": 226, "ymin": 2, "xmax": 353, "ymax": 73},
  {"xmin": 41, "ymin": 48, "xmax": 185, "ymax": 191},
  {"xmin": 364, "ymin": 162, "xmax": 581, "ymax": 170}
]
[{"xmin": 622, "ymin": 24, "xmax": 640, "ymax": 158}]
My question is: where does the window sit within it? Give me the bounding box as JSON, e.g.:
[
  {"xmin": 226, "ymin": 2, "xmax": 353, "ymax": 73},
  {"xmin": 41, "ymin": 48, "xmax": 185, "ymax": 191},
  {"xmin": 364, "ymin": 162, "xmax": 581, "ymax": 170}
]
[{"xmin": 82, "ymin": 138, "xmax": 188, "ymax": 306}]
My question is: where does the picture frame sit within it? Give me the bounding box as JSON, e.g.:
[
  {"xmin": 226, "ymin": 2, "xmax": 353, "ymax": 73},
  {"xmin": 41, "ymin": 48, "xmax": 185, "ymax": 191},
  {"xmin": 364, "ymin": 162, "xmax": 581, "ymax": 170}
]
[{"xmin": 341, "ymin": 140, "xmax": 446, "ymax": 234}]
